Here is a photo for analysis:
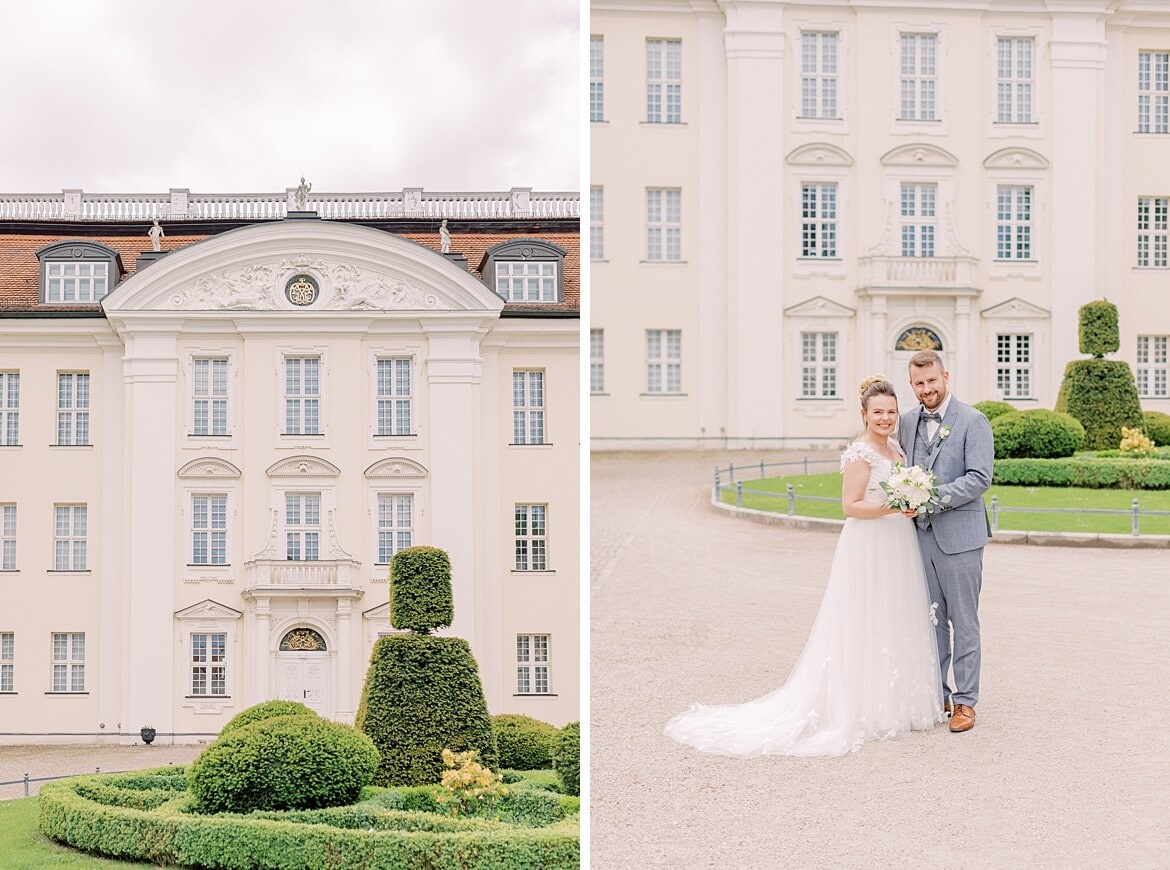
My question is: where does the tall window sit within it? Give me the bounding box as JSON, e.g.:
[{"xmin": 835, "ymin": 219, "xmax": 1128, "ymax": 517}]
[
  {"xmin": 512, "ymin": 370, "xmax": 546, "ymax": 445},
  {"xmin": 899, "ymin": 34, "xmax": 937, "ymax": 121},
  {"xmin": 0, "ymin": 633, "xmax": 12, "ymax": 692},
  {"xmin": 44, "ymin": 262, "xmax": 109, "ymax": 303},
  {"xmin": 646, "ymin": 188, "xmax": 681, "ymax": 261},
  {"xmin": 516, "ymin": 634, "xmax": 550, "ymax": 694},
  {"xmin": 285, "ymin": 493, "xmax": 320, "ymax": 561},
  {"xmin": 376, "ymin": 358, "xmax": 412, "ymax": 436},
  {"xmin": 800, "ymin": 32, "xmax": 838, "ymax": 119},
  {"xmin": 590, "ymin": 329, "xmax": 605, "ymax": 394},
  {"xmin": 801, "ymin": 183, "xmax": 838, "ymax": 258},
  {"xmin": 193, "ymin": 358, "xmax": 228, "ymax": 436},
  {"xmin": 646, "ymin": 38, "xmax": 682, "ymax": 123},
  {"xmin": 1138, "ymin": 197, "xmax": 1169, "ymax": 268},
  {"xmin": 996, "ymin": 185, "xmax": 1033, "ymax": 260},
  {"xmin": 1138, "ymin": 50, "xmax": 1169, "ymax": 134},
  {"xmin": 51, "ymin": 632, "xmax": 85, "ymax": 692},
  {"xmin": 1137, "ymin": 335, "xmax": 1169, "ymax": 398},
  {"xmin": 900, "ymin": 183, "xmax": 936, "ymax": 257},
  {"xmin": 646, "ymin": 329, "xmax": 682, "ymax": 394},
  {"xmin": 801, "ymin": 332, "xmax": 838, "ymax": 398},
  {"xmin": 996, "ymin": 334, "xmax": 1032, "ymax": 399},
  {"xmin": 54, "ymin": 505, "xmax": 86, "ymax": 571},
  {"xmin": 1, "ymin": 505, "xmax": 14, "ymax": 570},
  {"xmin": 514, "ymin": 504, "xmax": 548, "ymax": 571},
  {"xmin": 284, "ymin": 357, "xmax": 320, "ymax": 435},
  {"xmin": 590, "ymin": 35, "xmax": 604, "ymax": 122},
  {"xmin": 0, "ymin": 372, "xmax": 18, "ymax": 446},
  {"xmin": 377, "ymin": 494, "xmax": 413, "ymax": 564},
  {"xmin": 190, "ymin": 632, "xmax": 226, "ymax": 696},
  {"xmin": 191, "ymin": 495, "xmax": 227, "ymax": 565},
  {"xmin": 590, "ymin": 186, "xmax": 604, "ymax": 260},
  {"xmin": 495, "ymin": 262, "xmax": 557, "ymax": 302},
  {"xmin": 996, "ymin": 37, "xmax": 1033, "ymax": 123},
  {"xmin": 56, "ymin": 372, "xmax": 90, "ymax": 445}
]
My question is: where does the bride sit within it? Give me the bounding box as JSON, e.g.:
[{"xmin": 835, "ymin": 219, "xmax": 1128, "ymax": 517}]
[{"xmin": 664, "ymin": 375, "xmax": 944, "ymax": 757}]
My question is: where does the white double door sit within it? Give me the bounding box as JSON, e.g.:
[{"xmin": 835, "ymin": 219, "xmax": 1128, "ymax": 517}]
[{"xmin": 276, "ymin": 652, "xmax": 328, "ymax": 717}]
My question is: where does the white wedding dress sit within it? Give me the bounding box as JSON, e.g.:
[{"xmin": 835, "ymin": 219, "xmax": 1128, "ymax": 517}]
[{"xmin": 665, "ymin": 440, "xmax": 944, "ymax": 758}]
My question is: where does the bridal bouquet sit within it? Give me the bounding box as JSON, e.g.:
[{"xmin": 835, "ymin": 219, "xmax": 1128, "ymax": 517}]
[{"xmin": 880, "ymin": 463, "xmax": 950, "ymax": 516}]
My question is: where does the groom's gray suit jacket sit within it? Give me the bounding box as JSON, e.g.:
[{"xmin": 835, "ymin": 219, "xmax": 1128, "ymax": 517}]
[{"xmin": 898, "ymin": 399, "xmax": 994, "ymax": 555}]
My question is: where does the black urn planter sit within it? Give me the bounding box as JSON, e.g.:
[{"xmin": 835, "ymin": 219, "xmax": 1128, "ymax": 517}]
[{"xmin": 140, "ymin": 727, "xmax": 156, "ymax": 745}]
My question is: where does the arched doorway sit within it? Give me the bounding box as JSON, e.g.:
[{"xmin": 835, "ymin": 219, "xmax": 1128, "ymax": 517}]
[
  {"xmin": 276, "ymin": 627, "xmax": 328, "ymax": 716},
  {"xmin": 893, "ymin": 326, "xmax": 944, "ymax": 413}
]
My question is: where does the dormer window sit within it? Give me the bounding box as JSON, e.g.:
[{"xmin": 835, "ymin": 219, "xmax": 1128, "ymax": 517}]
[
  {"xmin": 36, "ymin": 241, "xmax": 122, "ymax": 305},
  {"xmin": 483, "ymin": 239, "xmax": 566, "ymax": 304}
]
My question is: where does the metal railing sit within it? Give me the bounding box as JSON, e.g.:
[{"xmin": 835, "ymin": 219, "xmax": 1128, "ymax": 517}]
[
  {"xmin": 1, "ymin": 767, "xmax": 119, "ymax": 798},
  {"xmin": 714, "ymin": 459, "xmax": 1170, "ymax": 536}
]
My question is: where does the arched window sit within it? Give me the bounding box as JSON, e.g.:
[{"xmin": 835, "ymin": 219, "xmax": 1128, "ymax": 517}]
[{"xmin": 278, "ymin": 627, "xmax": 327, "ymax": 652}]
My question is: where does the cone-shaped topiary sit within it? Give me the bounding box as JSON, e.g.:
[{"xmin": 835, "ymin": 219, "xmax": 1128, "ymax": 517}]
[
  {"xmin": 1055, "ymin": 301, "xmax": 1144, "ymax": 451},
  {"xmin": 390, "ymin": 546, "xmax": 453, "ymax": 634},
  {"xmin": 356, "ymin": 545, "xmax": 497, "ymax": 786}
]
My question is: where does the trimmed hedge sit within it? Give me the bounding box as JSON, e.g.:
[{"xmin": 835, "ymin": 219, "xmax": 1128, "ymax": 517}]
[
  {"xmin": 552, "ymin": 722, "xmax": 580, "ymax": 798},
  {"xmin": 219, "ymin": 700, "xmax": 317, "ymax": 736},
  {"xmin": 1079, "ymin": 299, "xmax": 1120, "ymax": 357},
  {"xmin": 991, "ymin": 410, "xmax": 1085, "ymax": 459},
  {"xmin": 188, "ymin": 715, "xmax": 379, "ymax": 814},
  {"xmin": 1056, "ymin": 358, "xmax": 1144, "ymax": 451},
  {"xmin": 492, "ymin": 714, "xmax": 558, "ymax": 770},
  {"xmin": 38, "ymin": 772, "xmax": 580, "ymax": 869},
  {"xmin": 992, "ymin": 457, "xmax": 1170, "ymax": 489},
  {"xmin": 356, "ymin": 634, "xmax": 498, "ymax": 786},
  {"xmin": 1144, "ymin": 411, "xmax": 1170, "ymax": 447},
  {"xmin": 973, "ymin": 400, "xmax": 1016, "ymax": 421},
  {"xmin": 390, "ymin": 546, "xmax": 454, "ymax": 633}
]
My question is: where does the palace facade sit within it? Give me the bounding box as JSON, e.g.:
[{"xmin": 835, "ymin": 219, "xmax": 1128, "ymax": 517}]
[
  {"xmin": 0, "ymin": 186, "xmax": 580, "ymax": 743},
  {"xmin": 590, "ymin": 0, "xmax": 1170, "ymax": 448}
]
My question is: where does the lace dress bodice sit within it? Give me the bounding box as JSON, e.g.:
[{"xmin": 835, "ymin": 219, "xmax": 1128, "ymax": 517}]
[{"xmin": 839, "ymin": 439, "xmax": 905, "ymax": 506}]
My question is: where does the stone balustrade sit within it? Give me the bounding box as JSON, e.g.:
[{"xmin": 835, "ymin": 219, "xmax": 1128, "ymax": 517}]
[
  {"xmin": 244, "ymin": 559, "xmax": 363, "ymax": 588},
  {"xmin": 0, "ymin": 187, "xmax": 579, "ymax": 222},
  {"xmin": 857, "ymin": 255, "xmax": 980, "ymax": 290}
]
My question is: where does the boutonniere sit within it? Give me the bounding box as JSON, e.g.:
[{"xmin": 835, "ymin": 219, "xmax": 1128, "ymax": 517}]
[{"xmin": 937, "ymin": 426, "xmax": 952, "ymax": 443}]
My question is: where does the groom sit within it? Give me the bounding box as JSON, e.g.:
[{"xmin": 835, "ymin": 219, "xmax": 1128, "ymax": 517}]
[{"xmin": 898, "ymin": 351, "xmax": 994, "ymax": 733}]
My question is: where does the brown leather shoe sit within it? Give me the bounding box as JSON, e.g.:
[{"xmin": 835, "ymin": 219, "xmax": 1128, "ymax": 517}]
[{"xmin": 949, "ymin": 704, "xmax": 975, "ymax": 732}]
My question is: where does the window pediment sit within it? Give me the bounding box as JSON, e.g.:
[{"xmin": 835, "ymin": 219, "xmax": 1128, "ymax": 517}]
[
  {"xmin": 175, "ymin": 599, "xmax": 242, "ymax": 620},
  {"xmin": 880, "ymin": 144, "xmax": 958, "ymax": 167},
  {"xmin": 981, "ymin": 297, "xmax": 1050, "ymax": 319},
  {"xmin": 178, "ymin": 457, "xmax": 243, "ymax": 479},
  {"xmin": 363, "ymin": 457, "xmax": 429, "ymax": 479},
  {"xmin": 983, "ymin": 147, "xmax": 1049, "ymax": 170},
  {"xmin": 265, "ymin": 455, "xmax": 342, "ymax": 478},
  {"xmin": 784, "ymin": 295, "xmax": 855, "ymax": 318},
  {"xmin": 785, "ymin": 143, "xmax": 853, "ymax": 167}
]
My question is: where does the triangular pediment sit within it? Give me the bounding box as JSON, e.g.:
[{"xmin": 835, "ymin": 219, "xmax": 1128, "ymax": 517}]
[
  {"xmin": 881, "ymin": 143, "xmax": 959, "ymax": 167},
  {"xmin": 363, "ymin": 602, "xmax": 391, "ymax": 619},
  {"xmin": 101, "ymin": 221, "xmax": 505, "ymax": 314},
  {"xmin": 983, "ymin": 147, "xmax": 1049, "ymax": 170},
  {"xmin": 364, "ymin": 457, "xmax": 429, "ymax": 479},
  {"xmin": 784, "ymin": 295, "xmax": 855, "ymax": 318},
  {"xmin": 266, "ymin": 455, "xmax": 342, "ymax": 478},
  {"xmin": 178, "ymin": 457, "xmax": 243, "ymax": 479},
  {"xmin": 785, "ymin": 143, "xmax": 853, "ymax": 167},
  {"xmin": 981, "ymin": 297, "xmax": 1050, "ymax": 319},
  {"xmin": 175, "ymin": 599, "xmax": 242, "ymax": 620}
]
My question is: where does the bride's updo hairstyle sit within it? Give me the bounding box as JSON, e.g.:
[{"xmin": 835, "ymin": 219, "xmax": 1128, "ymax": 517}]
[{"xmin": 858, "ymin": 374, "xmax": 897, "ymax": 410}]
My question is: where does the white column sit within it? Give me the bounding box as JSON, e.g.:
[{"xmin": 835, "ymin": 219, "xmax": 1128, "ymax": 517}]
[
  {"xmin": 1048, "ymin": 7, "xmax": 1108, "ymax": 388},
  {"xmin": 253, "ymin": 596, "xmax": 271, "ymax": 704},
  {"xmin": 122, "ymin": 333, "xmax": 178, "ymax": 742},
  {"xmin": 421, "ymin": 318, "xmax": 489, "ymax": 648},
  {"xmin": 724, "ymin": 2, "xmax": 786, "ymax": 442},
  {"xmin": 98, "ymin": 340, "xmax": 124, "ymax": 745},
  {"xmin": 335, "ymin": 599, "xmax": 353, "ymax": 722},
  {"xmin": 954, "ymin": 298, "xmax": 972, "ymax": 398},
  {"xmin": 870, "ymin": 295, "xmax": 888, "ymax": 374}
]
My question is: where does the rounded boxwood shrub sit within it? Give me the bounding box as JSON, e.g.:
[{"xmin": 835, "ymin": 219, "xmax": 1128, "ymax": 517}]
[
  {"xmin": 991, "ymin": 409, "xmax": 1085, "ymax": 459},
  {"xmin": 973, "ymin": 400, "xmax": 1015, "ymax": 421},
  {"xmin": 1144, "ymin": 411, "xmax": 1170, "ymax": 447},
  {"xmin": 1056, "ymin": 358, "xmax": 1144, "ymax": 451},
  {"xmin": 356, "ymin": 634, "xmax": 498, "ymax": 786},
  {"xmin": 391, "ymin": 546, "xmax": 454, "ymax": 634},
  {"xmin": 492, "ymin": 714, "xmax": 558, "ymax": 770},
  {"xmin": 218, "ymin": 699, "xmax": 317, "ymax": 736},
  {"xmin": 188, "ymin": 714, "xmax": 379, "ymax": 814},
  {"xmin": 552, "ymin": 722, "xmax": 580, "ymax": 798}
]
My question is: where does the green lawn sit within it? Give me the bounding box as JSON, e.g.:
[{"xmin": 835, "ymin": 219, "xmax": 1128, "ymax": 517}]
[
  {"xmin": 721, "ymin": 472, "xmax": 1170, "ymax": 535},
  {"xmin": 0, "ymin": 797, "xmax": 152, "ymax": 868}
]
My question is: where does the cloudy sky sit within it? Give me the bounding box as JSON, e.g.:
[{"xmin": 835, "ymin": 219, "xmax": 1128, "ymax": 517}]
[{"xmin": 0, "ymin": 0, "xmax": 580, "ymax": 195}]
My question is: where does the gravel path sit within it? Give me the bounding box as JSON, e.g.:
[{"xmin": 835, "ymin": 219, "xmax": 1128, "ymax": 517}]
[
  {"xmin": 590, "ymin": 450, "xmax": 1170, "ymax": 869},
  {"xmin": 0, "ymin": 744, "xmax": 202, "ymax": 800}
]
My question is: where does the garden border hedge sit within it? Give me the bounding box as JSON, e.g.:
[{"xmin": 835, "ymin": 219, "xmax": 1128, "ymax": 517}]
[
  {"xmin": 38, "ymin": 769, "xmax": 579, "ymax": 870},
  {"xmin": 993, "ymin": 457, "xmax": 1170, "ymax": 489}
]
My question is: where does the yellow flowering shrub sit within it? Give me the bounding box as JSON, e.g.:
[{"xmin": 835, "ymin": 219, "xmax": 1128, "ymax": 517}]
[
  {"xmin": 1119, "ymin": 426, "xmax": 1157, "ymax": 458},
  {"xmin": 436, "ymin": 748, "xmax": 508, "ymax": 816}
]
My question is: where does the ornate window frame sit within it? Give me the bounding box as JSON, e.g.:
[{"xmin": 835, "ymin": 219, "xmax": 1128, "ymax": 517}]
[
  {"xmin": 36, "ymin": 240, "xmax": 122, "ymax": 305},
  {"xmin": 483, "ymin": 239, "xmax": 565, "ymax": 303},
  {"xmin": 175, "ymin": 599, "xmax": 242, "ymax": 713}
]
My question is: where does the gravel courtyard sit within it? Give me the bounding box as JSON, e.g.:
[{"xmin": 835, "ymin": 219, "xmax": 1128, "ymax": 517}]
[{"xmin": 590, "ymin": 449, "xmax": 1170, "ymax": 869}]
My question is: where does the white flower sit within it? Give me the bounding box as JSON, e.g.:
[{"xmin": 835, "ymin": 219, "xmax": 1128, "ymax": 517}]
[{"xmin": 938, "ymin": 425, "xmax": 952, "ymax": 442}]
